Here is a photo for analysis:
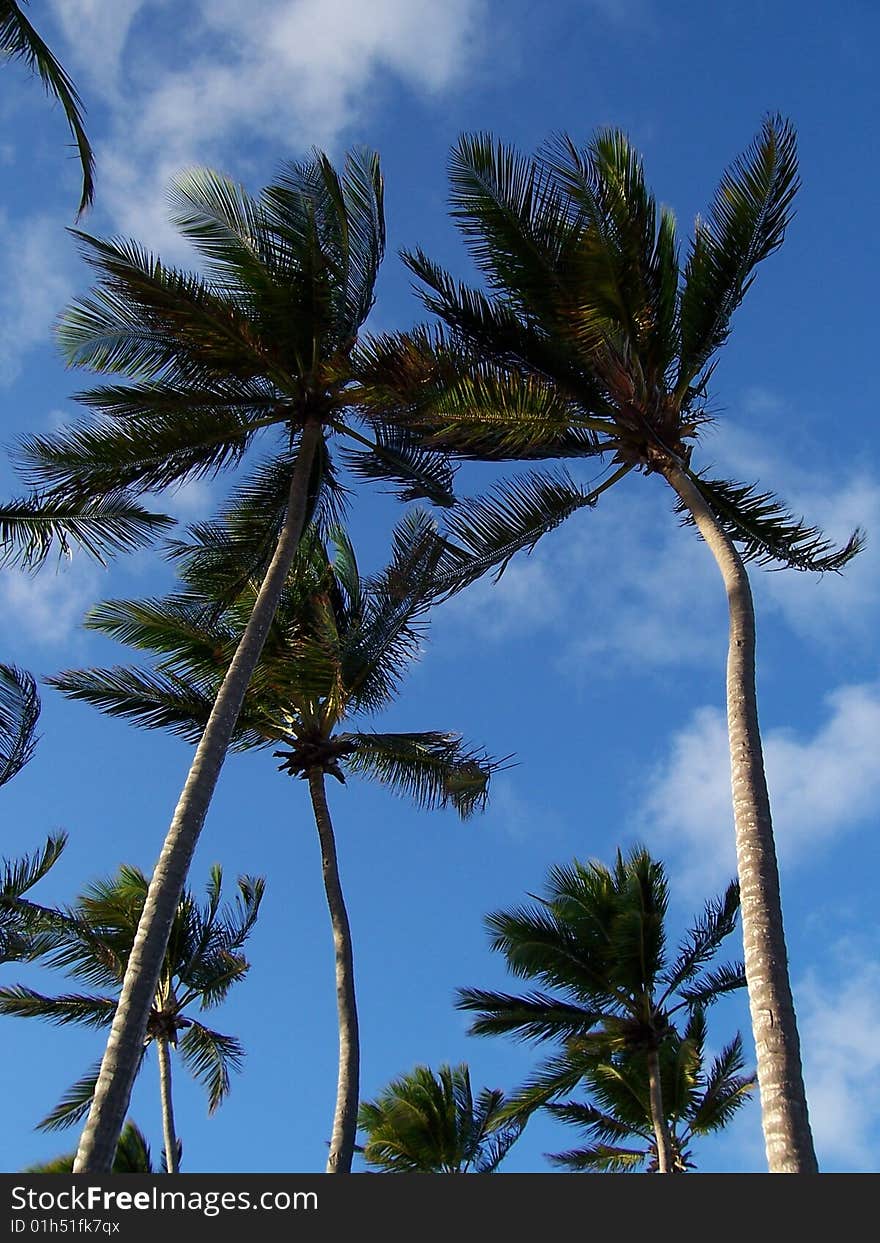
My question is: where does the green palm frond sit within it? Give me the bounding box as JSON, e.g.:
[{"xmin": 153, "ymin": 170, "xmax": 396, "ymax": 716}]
[
  {"xmin": 0, "ymin": 833, "xmax": 67, "ymax": 963},
  {"xmin": 1, "ymin": 832, "xmax": 66, "ymax": 901},
  {"xmin": 36, "ymin": 1062, "xmax": 103, "ymax": 1132},
  {"xmin": 0, "ymin": 663, "xmax": 40, "ymax": 787},
  {"xmin": 0, "ymin": 492, "xmax": 174, "ymax": 569},
  {"xmin": 0, "ymin": 985, "xmax": 116, "ymax": 1027},
  {"xmin": 677, "ymin": 114, "xmax": 799, "ymax": 394},
  {"xmin": 688, "ymin": 1034, "xmax": 755, "ymax": 1134},
  {"xmin": 24, "ymin": 1120, "xmax": 155, "ymax": 1173},
  {"xmin": 338, "ymin": 420, "xmax": 456, "ymax": 506},
  {"xmin": 46, "ymin": 665, "xmax": 269, "ymax": 751},
  {"xmin": 456, "ymin": 987, "xmax": 603, "ymax": 1044},
  {"xmin": 343, "ymin": 731, "xmax": 506, "ymax": 818},
  {"xmin": 676, "ymin": 962, "xmax": 749, "ymax": 1008},
  {"xmin": 547, "ymin": 1142, "xmax": 647, "ymax": 1172},
  {"xmin": 0, "ymin": 0, "xmax": 94, "ymax": 214},
  {"xmin": 679, "ymin": 472, "xmax": 865, "ymax": 572},
  {"xmin": 661, "ymin": 880, "xmax": 741, "ymax": 1000},
  {"xmin": 177, "ymin": 1021, "xmax": 243, "ymax": 1114}
]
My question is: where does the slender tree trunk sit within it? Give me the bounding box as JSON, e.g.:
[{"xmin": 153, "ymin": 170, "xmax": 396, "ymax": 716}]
[
  {"xmin": 662, "ymin": 462, "xmax": 818, "ymax": 1174},
  {"xmin": 307, "ymin": 767, "xmax": 360, "ymax": 1175},
  {"xmin": 73, "ymin": 419, "xmax": 324, "ymax": 1174},
  {"xmin": 646, "ymin": 1047, "xmax": 673, "ymax": 1174},
  {"xmin": 156, "ymin": 1036, "xmax": 179, "ymax": 1175}
]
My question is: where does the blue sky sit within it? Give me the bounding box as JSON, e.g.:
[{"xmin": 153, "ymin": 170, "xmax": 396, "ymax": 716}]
[{"xmin": 1, "ymin": 0, "xmax": 878, "ymax": 1174}]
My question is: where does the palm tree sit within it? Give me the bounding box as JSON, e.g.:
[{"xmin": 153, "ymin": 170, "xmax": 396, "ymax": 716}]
[
  {"xmin": 362, "ymin": 117, "xmax": 859, "ymax": 1171},
  {"xmin": 14, "ymin": 147, "xmax": 453, "ymax": 1172},
  {"xmin": 1, "ymin": 0, "xmax": 94, "ymax": 213},
  {"xmin": 0, "ymin": 863, "xmax": 262, "ymax": 1173},
  {"xmin": 25, "ymin": 1121, "xmax": 157, "ymax": 1174},
  {"xmin": 545, "ymin": 1009, "xmax": 754, "ymax": 1172},
  {"xmin": 457, "ymin": 847, "xmax": 746, "ymax": 1174},
  {"xmin": 358, "ymin": 1063, "xmax": 523, "ymax": 1173},
  {"xmin": 48, "ymin": 517, "xmax": 505, "ymax": 1173}
]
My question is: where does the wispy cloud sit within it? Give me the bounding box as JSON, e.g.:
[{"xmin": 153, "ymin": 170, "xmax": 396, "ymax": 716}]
[
  {"xmin": 49, "ymin": 0, "xmax": 489, "ymax": 252},
  {"xmin": 0, "ymin": 556, "xmax": 104, "ymax": 649},
  {"xmin": 799, "ymin": 951, "xmax": 880, "ymax": 1169},
  {"xmin": 0, "ymin": 212, "xmax": 75, "ymax": 386},
  {"xmin": 638, "ymin": 681, "xmax": 880, "ymax": 893}
]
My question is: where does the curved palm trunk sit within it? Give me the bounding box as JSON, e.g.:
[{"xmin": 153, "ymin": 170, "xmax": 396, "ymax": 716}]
[
  {"xmin": 156, "ymin": 1036, "xmax": 179, "ymax": 1175},
  {"xmin": 646, "ymin": 1048, "xmax": 673, "ymax": 1174},
  {"xmin": 663, "ymin": 463, "xmax": 818, "ymax": 1174},
  {"xmin": 307, "ymin": 768, "xmax": 359, "ymax": 1175},
  {"xmin": 73, "ymin": 419, "xmax": 324, "ymax": 1174}
]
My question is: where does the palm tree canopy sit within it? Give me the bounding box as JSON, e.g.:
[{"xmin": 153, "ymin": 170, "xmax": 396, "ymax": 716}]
[
  {"xmin": 457, "ymin": 847, "xmax": 746, "ymax": 1117},
  {"xmin": 48, "ymin": 515, "xmax": 508, "ymax": 817},
  {"xmin": 358, "ymin": 1063, "xmax": 524, "ymax": 1173},
  {"xmin": 0, "ymin": 863, "xmax": 263, "ymax": 1129},
  {"xmin": 11, "ymin": 148, "xmax": 456, "ymax": 574},
  {"xmin": 1, "ymin": 0, "xmax": 94, "ymax": 213},
  {"xmin": 357, "ymin": 117, "xmax": 861, "ymax": 581},
  {"xmin": 546, "ymin": 1007, "xmax": 754, "ymax": 1172}
]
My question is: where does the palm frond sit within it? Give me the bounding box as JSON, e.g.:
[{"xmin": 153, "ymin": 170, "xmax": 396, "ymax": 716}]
[
  {"xmin": 677, "ymin": 115, "xmax": 799, "ymax": 393},
  {"xmin": 0, "ymin": 985, "xmax": 116, "ymax": 1028},
  {"xmin": 679, "ymin": 471, "xmax": 864, "ymax": 572},
  {"xmin": 343, "ymin": 730, "xmax": 507, "ymax": 818},
  {"xmin": 0, "ymin": 492, "xmax": 175, "ymax": 569},
  {"xmin": 177, "ymin": 1021, "xmax": 243, "ymax": 1113},
  {"xmin": 0, "ymin": 0, "xmax": 94, "ymax": 214},
  {"xmin": 661, "ymin": 880, "xmax": 741, "ymax": 998},
  {"xmin": 0, "ymin": 663, "xmax": 40, "ymax": 787},
  {"xmin": 36, "ymin": 1062, "xmax": 102, "ymax": 1132}
]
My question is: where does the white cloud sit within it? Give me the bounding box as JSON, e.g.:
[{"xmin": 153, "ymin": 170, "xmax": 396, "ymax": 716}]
[
  {"xmin": 639, "ymin": 682, "xmax": 880, "ymax": 894},
  {"xmin": 48, "ymin": 0, "xmax": 488, "ymax": 252},
  {"xmin": 0, "ymin": 213, "xmax": 75, "ymax": 386},
  {"xmin": 0, "ymin": 557, "xmax": 104, "ymax": 648},
  {"xmin": 799, "ymin": 954, "xmax": 880, "ymax": 1169}
]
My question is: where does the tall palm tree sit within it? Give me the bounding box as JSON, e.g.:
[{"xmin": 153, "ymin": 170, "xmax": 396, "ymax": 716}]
[
  {"xmin": 358, "ymin": 1063, "xmax": 523, "ymax": 1173},
  {"xmin": 0, "ymin": 863, "xmax": 262, "ymax": 1173},
  {"xmin": 362, "ymin": 117, "xmax": 860, "ymax": 1170},
  {"xmin": 457, "ymin": 847, "xmax": 746, "ymax": 1174},
  {"xmin": 25, "ymin": 1121, "xmax": 158, "ymax": 1174},
  {"xmin": 15, "ymin": 147, "xmax": 453, "ymax": 1172},
  {"xmin": 1, "ymin": 0, "xmax": 94, "ymax": 213},
  {"xmin": 545, "ymin": 1009, "xmax": 754, "ymax": 1172},
  {"xmin": 48, "ymin": 517, "xmax": 505, "ymax": 1173}
]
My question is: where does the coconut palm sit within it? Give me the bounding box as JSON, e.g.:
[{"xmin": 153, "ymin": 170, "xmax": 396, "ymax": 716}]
[
  {"xmin": 1, "ymin": 0, "xmax": 94, "ymax": 213},
  {"xmin": 24, "ymin": 1121, "xmax": 158, "ymax": 1174},
  {"xmin": 457, "ymin": 847, "xmax": 746, "ymax": 1174},
  {"xmin": 0, "ymin": 863, "xmax": 262, "ymax": 1173},
  {"xmin": 545, "ymin": 1008, "xmax": 754, "ymax": 1172},
  {"xmin": 15, "ymin": 147, "xmax": 454, "ymax": 1172},
  {"xmin": 358, "ymin": 1063, "xmax": 524, "ymax": 1173},
  {"xmin": 48, "ymin": 517, "xmax": 505, "ymax": 1173},
  {"xmin": 362, "ymin": 117, "xmax": 860, "ymax": 1171}
]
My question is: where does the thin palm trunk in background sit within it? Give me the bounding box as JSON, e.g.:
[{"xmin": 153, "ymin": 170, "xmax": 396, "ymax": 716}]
[
  {"xmin": 646, "ymin": 1048, "xmax": 673, "ymax": 1174},
  {"xmin": 663, "ymin": 463, "xmax": 818, "ymax": 1173},
  {"xmin": 156, "ymin": 1036, "xmax": 179, "ymax": 1175},
  {"xmin": 73, "ymin": 421, "xmax": 323, "ymax": 1173},
  {"xmin": 307, "ymin": 768, "xmax": 360, "ymax": 1175}
]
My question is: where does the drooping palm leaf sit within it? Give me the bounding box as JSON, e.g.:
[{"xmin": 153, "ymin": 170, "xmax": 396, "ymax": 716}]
[
  {"xmin": 0, "ymin": 0, "xmax": 94, "ymax": 214},
  {"xmin": 0, "ymin": 663, "xmax": 40, "ymax": 787}
]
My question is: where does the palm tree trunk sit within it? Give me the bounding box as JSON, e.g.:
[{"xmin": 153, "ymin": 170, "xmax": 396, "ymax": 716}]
[
  {"xmin": 662, "ymin": 462, "xmax": 818, "ymax": 1174},
  {"xmin": 306, "ymin": 767, "xmax": 360, "ymax": 1175},
  {"xmin": 156, "ymin": 1036, "xmax": 179, "ymax": 1175},
  {"xmin": 646, "ymin": 1047, "xmax": 673, "ymax": 1174},
  {"xmin": 72, "ymin": 418, "xmax": 324, "ymax": 1174}
]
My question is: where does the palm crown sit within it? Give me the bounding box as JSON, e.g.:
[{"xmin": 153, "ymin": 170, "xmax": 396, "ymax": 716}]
[
  {"xmin": 457, "ymin": 847, "xmax": 747, "ymax": 1170},
  {"xmin": 359, "ymin": 117, "xmax": 860, "ymax": 577},
  {"xmin": 358, "ymin": 1063, "xmax": 524, "ymax": 1173},
  {"xmin": 49, "ymin": 515, "xmax": 505, "ymax": 813},
  {"xmin": 0, "ymin": 864, "xmax": 263, "ymax": 1134}
]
